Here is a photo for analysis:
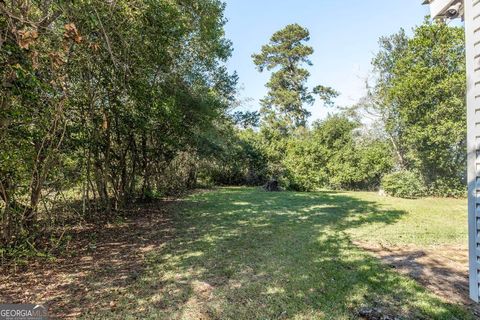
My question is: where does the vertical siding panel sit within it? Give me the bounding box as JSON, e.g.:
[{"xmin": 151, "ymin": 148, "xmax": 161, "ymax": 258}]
[{"xmin": 466, "ymin": 0, "xmax": 480, "ymax": 302}]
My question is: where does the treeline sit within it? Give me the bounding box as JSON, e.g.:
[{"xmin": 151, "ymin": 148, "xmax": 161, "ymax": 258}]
[
  {"xmin": 213, "ymin": 21, "xmax": 466, "ymax": 198},
  {"xmin": 0, "ymin": 2, "xmax": 467, "ymax": 252},
  {"xmin": 211, "ymin": 115, "xmax": 393, "ymax": 191},
  {"xmin": 0, "ymin": 0, "xmax": 237, "ymax": 247}
]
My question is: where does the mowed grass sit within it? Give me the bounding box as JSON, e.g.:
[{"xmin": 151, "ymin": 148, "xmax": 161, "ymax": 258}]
[
  {"xmin": 84, "ymin": 188, "xmax": 472, "ymax": 319},
  {"xmin": 343, "ymin": 192, "xmax": 467, "ymax": 247}
]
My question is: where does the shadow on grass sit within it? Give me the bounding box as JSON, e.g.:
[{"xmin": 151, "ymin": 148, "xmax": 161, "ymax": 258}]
[
  {"xmin": 97, "ymin": 188, "xmax": 472, "ymax": 319},
  {"xmin": 357, "ymin": 242, "xmax": 478, "ymax": 314},
  {"xmin": 1, "ymin": 188, "xmax": 472, "ymax": 319}
]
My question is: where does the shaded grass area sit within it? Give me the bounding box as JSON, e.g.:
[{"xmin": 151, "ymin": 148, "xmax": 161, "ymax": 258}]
[
  {"xmin": 86, "ymin": 188, "xmax": 472, "ymax": 319},
  {"xmin": 1, "ymin": 201, "xmax": 175, "ymax": 318},
  {"xmin": 344, "ymin": 192, "xmax": 474, "ymax": 314}
]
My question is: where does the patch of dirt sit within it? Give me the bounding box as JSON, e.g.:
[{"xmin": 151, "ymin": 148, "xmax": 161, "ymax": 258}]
[
  {"xmin": 357, "ymin": 307, "xmax": 400, "ymax": 320},
  {"xmin": 355, "ymin": 241, "xmax": 480, "ymax": 316},
  {"xmin": 0, "ymin": 201, "xmax": 176, "ymax": 318}
]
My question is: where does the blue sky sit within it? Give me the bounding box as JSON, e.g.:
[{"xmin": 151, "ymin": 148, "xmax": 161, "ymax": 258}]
[{"xmin": 224, "ymin": 0, "xmax": 432, "ymax": 122}]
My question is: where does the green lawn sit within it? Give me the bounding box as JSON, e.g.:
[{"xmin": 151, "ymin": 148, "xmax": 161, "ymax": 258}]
[
  {"xmin": 343, "ymin": 192, "xmax": 467, "ymax": 247},
  {"xmin": 85, "ymin": 187, "xmax": 471, "ymax": 319}
]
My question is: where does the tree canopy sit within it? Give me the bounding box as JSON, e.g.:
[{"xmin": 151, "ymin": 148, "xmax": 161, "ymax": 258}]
[
  {"xmin": 0, "ymin": 0, "xmax": 236, "ymax": 245},
  {"xmin": 0, "ymin": 8, "xmax": 469, "ymax": 253},
  {"xmin": 252, "ymin": 24, "xmax": 338, "ymax": 132},
  {"xmin": 367, "ymin": 21, "xmax": 466, "ymax": 193}
]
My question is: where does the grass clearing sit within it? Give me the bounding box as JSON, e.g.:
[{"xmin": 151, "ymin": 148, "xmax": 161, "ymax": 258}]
[
  {"xmin": 2, "ymin": 187, "xmax": 471, "ymax": 319},
  {"xmin": 344, "ymin": 192, "xmax": 467, "ymax": 247},
  {"xmin": 86, "ymin": 187, "xmax": 472, "ymax": 319}
]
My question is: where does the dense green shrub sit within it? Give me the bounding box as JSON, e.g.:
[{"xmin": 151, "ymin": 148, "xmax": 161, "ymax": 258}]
[
  {"xmin": 282, "ymin": 115, "xmax": 394, "ymax": 191},
  {"xmin": 426, "ymin": 179, "xmax": 467, "ymax": 198},
  {"xmin": 199, "ymin": 128, "xmax": 269, "ymax": 186},
  {"xmin": 381, "ymin": 171, "xmax": 426, "ymax": 198},
  {"xmin": 283, "ymin": 133, "xmax": 328, "ymax": 191}
]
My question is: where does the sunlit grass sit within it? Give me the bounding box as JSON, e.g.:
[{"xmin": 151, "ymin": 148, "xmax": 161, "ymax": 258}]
[
  {"xmin": 344, "ymin": 191, "xmax": 467, "ymax": 247},
  {"xmin": 83, "ymin": 187, "xmax": 472, "ymax": 319}
]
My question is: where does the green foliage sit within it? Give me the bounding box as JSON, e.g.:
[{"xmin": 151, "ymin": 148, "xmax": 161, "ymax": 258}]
[
  {"xmin": 283, "ymin": 115, "xmax": 394, "ymax": 191},
  {"xmin": 370, "ymin": 20, "xmax": 466, "ymax": 196},
  {"xmin": 252, "ymin": 24, "xmax": 336, "ymax": 132},
  {"xmin": 381, "ymin": 171, "xmax": 426, "ymax": 198},
  {"xmin": 282, "ymin": 132, "xmax": 329, "ymax": 191},
  {"xmin": 426, "ymin": 179, "xmax": 466, "ymax": 198},
  {"xmin": 0, "ymin": 0, "xmax": 236, "ymax": 245},
  {"xmin": 0, "ymin": 9, "xmax": 469, "ymax": 255},
  {"xmin": 201, "ymin": 128, "xmax": 269, "ymax": 186},
  {"xmin": 232, "ymin": 111, "xmax": 261, "ymax": 129}
]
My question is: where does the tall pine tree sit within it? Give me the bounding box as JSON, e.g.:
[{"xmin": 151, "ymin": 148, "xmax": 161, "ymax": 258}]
[{"xmin": 252, "ymin": 24, "xmax": 337, "ymax": 133}]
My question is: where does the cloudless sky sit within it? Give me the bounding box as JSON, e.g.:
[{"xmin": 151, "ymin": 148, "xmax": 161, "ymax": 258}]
[{"xmin": 224, "ymin": 0, "xmax": 433, "ymax": 122}]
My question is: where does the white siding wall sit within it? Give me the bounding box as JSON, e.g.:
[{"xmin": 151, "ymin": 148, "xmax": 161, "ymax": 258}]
[{"xmin": 465, "ymin": 0, "xmax": 480, "ymax": 303}]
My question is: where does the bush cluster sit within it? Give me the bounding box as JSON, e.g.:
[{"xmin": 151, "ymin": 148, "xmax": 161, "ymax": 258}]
[{"xmin": 381, "ymin": 171, "xmax": 426, "ymax": 198}]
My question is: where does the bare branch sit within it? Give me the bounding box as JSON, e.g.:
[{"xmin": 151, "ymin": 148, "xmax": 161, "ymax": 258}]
[{"xmin": 94, "ymin": 7, "xmax": 117, "ymax": 69}]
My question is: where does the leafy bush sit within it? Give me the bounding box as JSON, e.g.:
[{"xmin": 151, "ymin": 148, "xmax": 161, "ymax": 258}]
[
  {"xmin": 426, "ymin": 179, "xmax": 466, "ymax": 198},
  {"xmin": 199, "ymin": 129, "xmax": 269, "ymax": 187},
  {"xmin": 283, "ymin": 134, "xmax": 329, "ymax": 191},
  {"xmin": 381, "ymin": 171, "xmax": 426, "ymax": 198},
  {"xmin": 282, "ymin": 116, "xmax": 393, "ymax": 192}
]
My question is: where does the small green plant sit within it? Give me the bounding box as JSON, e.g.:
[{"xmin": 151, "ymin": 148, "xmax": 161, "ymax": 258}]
[{"xmin": 381, "ymin": 171, "xmax": 426, "ymax": 198}]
